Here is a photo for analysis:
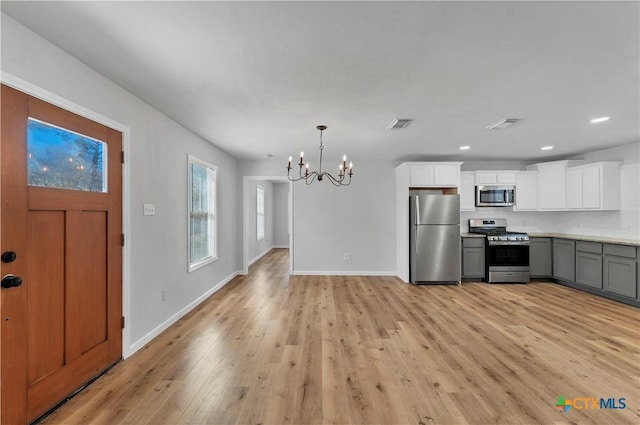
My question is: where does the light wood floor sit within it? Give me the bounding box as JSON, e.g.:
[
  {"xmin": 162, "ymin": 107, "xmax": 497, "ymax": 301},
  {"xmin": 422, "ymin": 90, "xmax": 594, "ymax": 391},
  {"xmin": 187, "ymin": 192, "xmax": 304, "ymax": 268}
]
[{"xmin": 39, "ymin": 248, "xmax": 639, "ymax": 424}]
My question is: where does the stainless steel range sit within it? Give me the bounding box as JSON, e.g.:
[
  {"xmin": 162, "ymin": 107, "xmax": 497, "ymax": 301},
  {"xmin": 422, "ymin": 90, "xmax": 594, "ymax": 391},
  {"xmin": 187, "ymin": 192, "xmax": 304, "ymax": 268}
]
[{"xmin": 468, "ymin": 218, "xmax": 530, "ymax": 283}]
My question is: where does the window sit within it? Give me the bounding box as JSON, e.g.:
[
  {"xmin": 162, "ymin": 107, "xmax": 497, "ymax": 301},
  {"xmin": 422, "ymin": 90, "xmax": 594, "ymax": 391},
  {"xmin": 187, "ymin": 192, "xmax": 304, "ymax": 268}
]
[
  {"xmin": 256, "ymin": 185, "xmax": 265, "ymax": 241},
  {"xmin": 27, "ymin": 117, "xmax": 107, "ymax": 192},
  {"xmin": 188, "ymin": 156, "xmax": 217, "ymax": 272}
]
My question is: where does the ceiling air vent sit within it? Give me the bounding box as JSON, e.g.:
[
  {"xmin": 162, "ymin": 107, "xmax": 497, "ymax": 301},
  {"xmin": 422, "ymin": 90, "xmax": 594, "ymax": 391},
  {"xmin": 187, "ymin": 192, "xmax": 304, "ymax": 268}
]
[
  {"xmin": 387, "ymin": 118, "xmax": 413, "ymax": 130},
  {"xmin": 486, "ymin": 118, "xmax": 519, "ymax": 130}
]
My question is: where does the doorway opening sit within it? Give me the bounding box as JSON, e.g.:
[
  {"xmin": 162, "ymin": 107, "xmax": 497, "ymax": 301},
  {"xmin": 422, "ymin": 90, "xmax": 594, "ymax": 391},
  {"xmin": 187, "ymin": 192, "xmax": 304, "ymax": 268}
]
[{"xmin": 242, "ymin": 176, "xmax": 293, "ymax": 275}]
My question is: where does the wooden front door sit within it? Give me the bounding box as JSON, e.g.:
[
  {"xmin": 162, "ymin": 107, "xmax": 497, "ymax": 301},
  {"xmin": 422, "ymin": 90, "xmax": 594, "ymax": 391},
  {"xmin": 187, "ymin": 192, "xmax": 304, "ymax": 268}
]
[{"xmin": 1, "ymin": 85, "xmax": 123, "ymax": 423}]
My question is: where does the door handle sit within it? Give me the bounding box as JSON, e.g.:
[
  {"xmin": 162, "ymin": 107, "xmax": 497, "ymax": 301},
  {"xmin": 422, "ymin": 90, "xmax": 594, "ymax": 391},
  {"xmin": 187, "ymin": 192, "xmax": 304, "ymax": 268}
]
[{"xmin": 1, "ymin": 274, "xmax": 22, "ymax": 289}]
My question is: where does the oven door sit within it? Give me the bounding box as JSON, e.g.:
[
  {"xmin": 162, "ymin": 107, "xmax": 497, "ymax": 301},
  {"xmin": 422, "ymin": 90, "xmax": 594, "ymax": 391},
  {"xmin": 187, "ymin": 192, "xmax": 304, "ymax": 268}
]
[{"xmin": 487, "ymin": 242, "xmax": 530, "ymax": 282}]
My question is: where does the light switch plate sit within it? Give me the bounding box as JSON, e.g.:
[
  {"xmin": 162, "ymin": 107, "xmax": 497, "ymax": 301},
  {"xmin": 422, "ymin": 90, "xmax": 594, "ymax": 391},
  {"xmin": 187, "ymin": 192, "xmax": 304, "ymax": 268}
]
[{"xmin": 143, "ymin": 204, "xmax": 156, "ymax": 216}]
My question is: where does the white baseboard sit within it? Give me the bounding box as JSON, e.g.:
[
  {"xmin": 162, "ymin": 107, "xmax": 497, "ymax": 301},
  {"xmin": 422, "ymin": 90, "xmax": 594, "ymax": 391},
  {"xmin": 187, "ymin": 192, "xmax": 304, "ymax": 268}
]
[
  {"xmin": 126, "ymin": 270, "xmax": 241, "ymax": 357},
  {"xmin": 248, "ymin": 246, "xmax": 275, "ymax": 266},
  {"xmin": 290, "ymin": 270, "xmax": 397, "ymax": 276},
  {"xmin": 272, "ymin": 245, "xmax": 289, "ymax": 249}
]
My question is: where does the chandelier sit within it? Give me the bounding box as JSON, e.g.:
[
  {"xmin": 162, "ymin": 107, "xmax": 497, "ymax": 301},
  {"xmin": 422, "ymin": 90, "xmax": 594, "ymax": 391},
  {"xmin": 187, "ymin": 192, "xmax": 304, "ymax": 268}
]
[{"xmin": 287, "ymin": 125, "xmax": 353, "ymax": 186}]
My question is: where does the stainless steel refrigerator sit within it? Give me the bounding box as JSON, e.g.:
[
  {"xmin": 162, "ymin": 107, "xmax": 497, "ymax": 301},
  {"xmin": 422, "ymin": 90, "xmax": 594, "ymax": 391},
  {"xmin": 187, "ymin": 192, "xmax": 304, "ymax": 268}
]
[{"xmin": 409, "ymin": 192, "xmax": 461, "ymax": 284}]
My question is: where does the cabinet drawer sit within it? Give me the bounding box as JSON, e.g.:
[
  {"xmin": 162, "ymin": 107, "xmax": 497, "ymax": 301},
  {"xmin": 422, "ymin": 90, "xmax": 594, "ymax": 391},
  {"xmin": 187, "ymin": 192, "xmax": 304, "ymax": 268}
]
[
  {"xmin": 462, "ymin": 237, "xmax": 485, "ymax": 248},
  {"xmin": 603, "ymin": 244, "xmax": 637, "ymax": 259},
  {"xmin": 576, "ymin": 241, "xmax": 602, "ymax": 254}
]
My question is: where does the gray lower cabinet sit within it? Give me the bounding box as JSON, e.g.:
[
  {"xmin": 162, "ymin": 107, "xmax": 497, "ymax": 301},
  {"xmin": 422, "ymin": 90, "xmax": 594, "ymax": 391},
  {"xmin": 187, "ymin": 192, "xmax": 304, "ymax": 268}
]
[
  {"xmin": 603, "ymin": 244, "xmax": 637, "ymax": 299},
  {"xmin": 553, "ymin": 239, "xmax": 575, "ymax": 281},
  {"xmin": 529, "ymin": 237, "xmax": 552, "ymax": 278},
  {"xmin": 575, "ymin": 241, "xmax": 603, "ymax": 289},
  {"xmin": 462, "ymin": 237, "xmax": 485, "ymax": 280}
]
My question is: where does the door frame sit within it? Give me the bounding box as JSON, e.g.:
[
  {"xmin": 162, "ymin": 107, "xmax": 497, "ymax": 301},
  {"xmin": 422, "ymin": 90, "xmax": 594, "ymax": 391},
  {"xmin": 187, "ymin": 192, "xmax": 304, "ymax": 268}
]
[
  {"xmin": 1, "ymin": 72, "xmax": 133, "ymax": 358},
  {"xmin": 242, "ymin": 176, "xmax": 293, "ymax": 275}
]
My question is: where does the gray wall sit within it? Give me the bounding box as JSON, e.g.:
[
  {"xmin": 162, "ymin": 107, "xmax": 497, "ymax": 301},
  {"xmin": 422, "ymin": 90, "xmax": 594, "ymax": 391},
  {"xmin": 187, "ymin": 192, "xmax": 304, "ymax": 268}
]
[
  {"xmin": 273, "ymin": 183, "xmax": 289, "ymax": 247},
  {"xmin": 1, "ymin": 13, "xmax": 241, "ymax": 355},
  {"xmin": 239, "ymin": 160, "xmax": 397, "ymax": 274}
]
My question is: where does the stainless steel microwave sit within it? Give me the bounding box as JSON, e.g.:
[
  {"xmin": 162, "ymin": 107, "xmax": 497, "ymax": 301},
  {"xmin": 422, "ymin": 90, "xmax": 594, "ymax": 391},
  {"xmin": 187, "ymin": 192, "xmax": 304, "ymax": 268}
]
[{"xmin": 475, "ymin": 185, "xmax": 515, "ymax": 207}]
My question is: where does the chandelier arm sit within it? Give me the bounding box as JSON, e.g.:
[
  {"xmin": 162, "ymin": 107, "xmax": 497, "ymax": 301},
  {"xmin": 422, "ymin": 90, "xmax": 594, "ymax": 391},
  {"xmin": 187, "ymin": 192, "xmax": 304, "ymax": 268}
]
[
  {"xmin": 287, "ymin": 165, "xmax": 317, "ymax": 182},
  {"xmin": 324, "ymin": 172, "xmax": 351, "ymax": 187},
  {"xmin": 305, "ymin": 172, "xmax": 318, "ymax": 185}
]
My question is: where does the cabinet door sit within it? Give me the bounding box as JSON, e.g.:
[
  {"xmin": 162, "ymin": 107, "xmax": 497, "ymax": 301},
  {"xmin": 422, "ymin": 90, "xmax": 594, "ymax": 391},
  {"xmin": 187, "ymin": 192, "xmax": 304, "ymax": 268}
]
[
  {"xmin": 475, "ymin": 172, "xmax": 497, "ymax": 185},
  {"xmin": 529, "ymin": 238, "xmax": 552, "ymax": 277},
  {"xmin": 604, "ymin": 255, "xmax": 637, "ymax": 298},
  {"xmin": 462, "ymin": 247, "xmax": 485, "ymax": 278},
  {"xmin": 462, "ymin": 238, "xmax": 485, "ymax": 279},
  {"xmin": 566, "ymin": 168, "xmax": 583, "ymax": 209},
  {"xmin": 514, "ymin": 172, "xmax": 538, "ymax": 211},
  {"xmin": 459, "ymin": 172, "xmax": 475, "ymax": 211},
  {"xmin": 553, "ymin": 239, "xmax": 575, "ymax": 281},
  {"xmin": 576, "ymin": 251, "xmax": 602, "ymax": 288},
  {"xmin": 410, "ymin": 165, "xmax": 434, "ymax": 186},
  {"xmin": 496, "ymin": 172, "xmax": 516, "ymax": 185},
  {"xmin": 433, "ymin": 165, "xmax": 459, "ymax": 187},
  {"xmin": 582, "ymin": 165, "xmax": 601, "ymax": 209},
  {"xmin": 539, "ymin": 163, "xmax": 567, "ymax": 210}
]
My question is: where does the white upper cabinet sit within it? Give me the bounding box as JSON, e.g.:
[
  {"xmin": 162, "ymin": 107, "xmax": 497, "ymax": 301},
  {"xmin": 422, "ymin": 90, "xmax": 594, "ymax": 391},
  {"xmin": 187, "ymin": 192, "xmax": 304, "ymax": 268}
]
[
  {"xmin": 408, "ymin": 162, "xmax": 462, "ymax": 187},
  {"xmin": 537, "ymin": 162, "xmax": 570, "ymax": 210},
  {"xmin": 566, "ymin": 162, "xmax": 621, "ymax": 211},
  {"xmin": 566, "ymin": 167, "xmax": 583, "ymax": 209},
  {"xmin": 475, "ymin": 170, "xmax": 517, "ymax": 185},
  {"xmin": 526, "ymin": 160, "xmax": 583, "ymax": 211},
  {"xmin": 460, "ymin": 172, "xmax": 476, "ymax": 211},
  {"xmin": 513, "ymin": 171, "xmax": 538, "ymax": 211}
]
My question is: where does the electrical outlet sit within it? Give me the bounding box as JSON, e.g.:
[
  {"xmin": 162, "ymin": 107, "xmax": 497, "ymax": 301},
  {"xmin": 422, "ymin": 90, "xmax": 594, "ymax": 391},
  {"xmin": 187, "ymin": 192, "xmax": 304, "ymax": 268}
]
[
  {"xmin": 143, "ymin": 204, "xmax": 156, "ymax": 216},
  {"xmin": 344, "ymin": 253, "xmax": 351, "ymax": 261}
]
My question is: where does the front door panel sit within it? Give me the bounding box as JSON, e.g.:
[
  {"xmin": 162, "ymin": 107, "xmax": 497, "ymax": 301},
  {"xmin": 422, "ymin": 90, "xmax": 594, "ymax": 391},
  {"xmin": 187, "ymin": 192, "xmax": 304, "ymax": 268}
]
[{"xmin": 1, "ymin": 84, "xmax": 123, "ymax": 423}]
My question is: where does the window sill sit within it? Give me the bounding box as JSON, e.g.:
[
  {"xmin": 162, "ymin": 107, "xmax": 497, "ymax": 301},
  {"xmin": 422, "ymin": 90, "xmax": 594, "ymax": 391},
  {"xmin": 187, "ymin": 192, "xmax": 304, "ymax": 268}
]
[{"xmin": 188, "ymin": 255, "xmax": 218, "ymax": 273}]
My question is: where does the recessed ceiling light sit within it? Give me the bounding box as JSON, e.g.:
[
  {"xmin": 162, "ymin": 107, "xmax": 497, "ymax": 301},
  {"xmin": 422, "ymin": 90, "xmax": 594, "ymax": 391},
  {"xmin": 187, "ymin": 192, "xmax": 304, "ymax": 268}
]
[
  {"xmin": 459, "ymin": 146, "xmax": 470, "ymax": 150},
  {"xmin": 590, "ymin": 116, "xmax": 610, "ymax": 124},
  {"xmin": 541, "ymin": 146, "xmax": 554, "ymax": 151},
  {"xmin": 485, "ymin": 118, "xmax": 519, "ymax": 130}
]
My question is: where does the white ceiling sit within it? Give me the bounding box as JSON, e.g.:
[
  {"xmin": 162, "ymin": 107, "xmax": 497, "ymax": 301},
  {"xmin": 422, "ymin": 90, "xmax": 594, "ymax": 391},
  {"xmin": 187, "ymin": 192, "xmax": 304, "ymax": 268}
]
[{"xmin": 2, "ymin": 1, "xmax": 638, "ymax": 163}]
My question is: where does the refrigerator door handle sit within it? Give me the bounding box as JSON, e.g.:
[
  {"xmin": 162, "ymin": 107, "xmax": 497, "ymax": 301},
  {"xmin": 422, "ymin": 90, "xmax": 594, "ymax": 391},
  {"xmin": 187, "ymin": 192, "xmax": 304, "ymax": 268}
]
[
  {"xmin": 415, "ymin": 225, "xmax": 419, "ymax": 254},
  {"xmin": 415, "ymin": 195, "xmax": 420, "ymax": 225}
]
